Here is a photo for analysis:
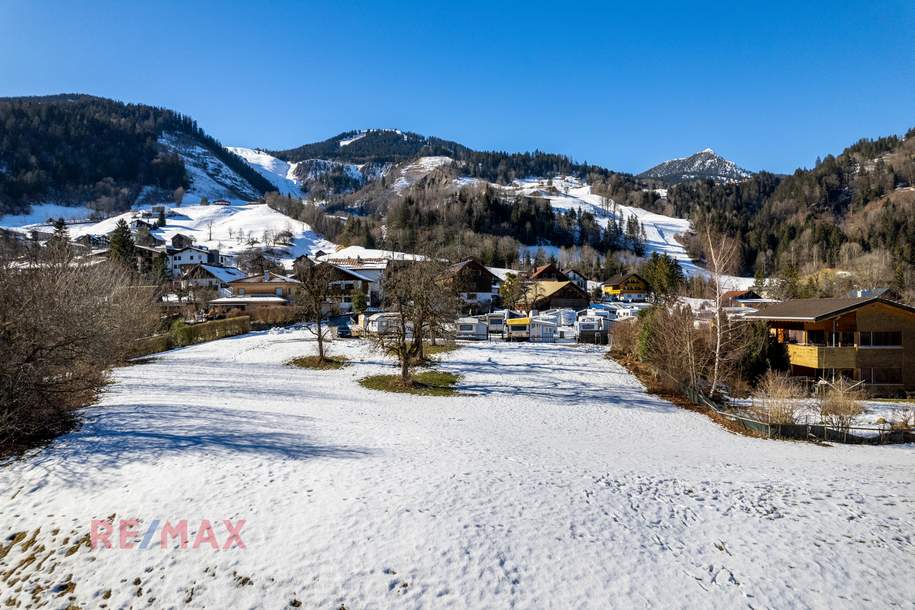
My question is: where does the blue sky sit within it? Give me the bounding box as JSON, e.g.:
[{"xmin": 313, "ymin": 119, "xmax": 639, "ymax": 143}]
[{"xmin": 1, "ymin": 1, "xmax": 913, "ymax": 174}]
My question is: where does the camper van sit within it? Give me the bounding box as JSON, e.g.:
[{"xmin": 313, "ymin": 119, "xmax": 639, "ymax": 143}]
[
  {"xmin": 503, "ymin": 317, "xmax": 531, "ymax": 341},
  {"xmin": 576, "ymin": 314, "xmax": 610, "ymax": 344},
  {"xmin": 455, "ymin": 317, "xmax": 489, "ymax": 341},
  {"xmin": 529, "ymin": 318, "xmax": 558, "ymax": 343}
]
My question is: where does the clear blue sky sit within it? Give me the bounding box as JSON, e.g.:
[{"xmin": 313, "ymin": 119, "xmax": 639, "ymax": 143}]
[{"xmin": 2, "ymin": 1, "xmax": 913, "ymax": 174}]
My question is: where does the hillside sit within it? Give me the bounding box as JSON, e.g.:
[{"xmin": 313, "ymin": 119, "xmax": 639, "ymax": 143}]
[
  {"xmin": 0, "ymin": 95, "xmax": 274, "ymax": 217},
  {"xmin": 669, "ymin": 130, "xmax": 915, "ymax": 288},
  {"xmin": 639, "ymin": 149, "xmax": 753, "ymax": 184}
]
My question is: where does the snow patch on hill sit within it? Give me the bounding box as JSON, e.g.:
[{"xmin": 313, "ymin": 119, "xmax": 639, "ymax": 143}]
[
  {"xmin": 505, "ymin": 176, "xmax": 755, "ymax": 289},
  {"xmin": 52, "ymin": 203, "xmax": 335, "ymax": 265},
  {"xmin": 393, "ymin": 156, "xmax": 453, "ymax": 191},
  {"xmin": 159, "ymin": 132, "xmax": 259, "ymax": 202},
  {"xmin": 228, "ymin": 147, "xmax": 302, "ymax": 197},
  {"xmin": 338, "ymin": 131, "xmax": 367, "ymax": 147},
  {"xmin": 0, "ymin": 203, "xmax": 97, "ymax": 228}
]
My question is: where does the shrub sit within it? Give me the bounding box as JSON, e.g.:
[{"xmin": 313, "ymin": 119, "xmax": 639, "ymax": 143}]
[
  {"xmin": 170, "ymin": 316, "xmax": 250, "ymax": 347},
  {"xmin": 751, "ymin": 371, "xmax": 806, "ymax": 424},
  {"xmin": 819, "ymin": 379, "xmax": 864, "ymax": 431}
]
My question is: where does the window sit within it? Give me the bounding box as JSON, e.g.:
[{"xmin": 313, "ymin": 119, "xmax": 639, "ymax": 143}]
[
  {"xmin": 238, "ymin": 288, "xmax": 245, "ymax": 296},
  {"xmin": 275, "ymin": 288, "xmax": 284, "ymax": 297},
  {"xmin": 806, "ymin": 330, "xmax": 826, "ymax": 346},
  {"xmin": 859, "ymin": 368, "xmax": 904, "ymax": 384},
  {"xmin": 459, "ymin": 324, "xmax": 474, "ymax": 331},
  {"xmin": 859, "ymin": 331, "xmax": 902, "ymax": 347}
]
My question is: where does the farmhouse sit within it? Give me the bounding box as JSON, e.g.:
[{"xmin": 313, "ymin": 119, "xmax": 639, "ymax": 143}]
[
  {"xmin": 292, "ymin": 257, "xmax": 373, "ymax": 312},
  {"xmin": 439, "ymin": 258, "xmax": 501, "ymax": 313},
  {"xmin": 746, "ymin": 297, "xmax": 915, "ymax": 393},
  {"xmin": 602, "ymin": 273, "xmax": 651, "ymax": 302},
  {"xmin": 180, "ymin": 264, "xmax": 247, "ymax": 291},
  {"xmin": 530, "ymin": 263, "xmax": 569, "ymax": 282},
  {"xmin": 526, "ymin": 280, "xmax": 589, "ymax": 311},
  {"xmin": 210, "ymin": 271, "xmax": 302, "ymax": 312}
]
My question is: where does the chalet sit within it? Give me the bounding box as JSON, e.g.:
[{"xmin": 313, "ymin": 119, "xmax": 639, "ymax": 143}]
[
  {"xmin": 746, "ymin": 297, "xmax": 915, "ymax": 393},
  {"xmin": 135, "ymin": 244, "xmax": 166, "ymax": 276},
  {"xmin": 526, "ymin": 280, "xmax": 589, "ymax": 311},
  {"xmin": 602, "ymin": 273, "xmax": 651, "ymax": 302},
  {"xmin": 562, "ymin": 269, "xmax": 589, "ymax": 292},
  {"xmin": 439, "ymin": 259, "xmax": 501, "ymax": 313},
  {"xmin": 292, "ymin": 257, "xmax": 373, "ymax": 312},
  {"xmin": 180, "ymin": 264, "xmax": 247, "ymax": 291},
  {"xmin": 720, "ymin": 289, "xmax": 762, "ymax": 307},
  {"xmin": 530, "ymin": 263, "xmax": 569, "ymax": 282},
  {"xmin": 171, "ymin": 233, "xmax": 195, "ymax": 249},
  {"xmin": 209, "ymin": 271, "xmax": 302, "ymax": 312}
]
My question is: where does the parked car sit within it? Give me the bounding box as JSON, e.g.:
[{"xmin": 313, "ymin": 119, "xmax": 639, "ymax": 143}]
[{"xmin": 335, "ymin": 324, "xmax": 352, "ymax": 338}]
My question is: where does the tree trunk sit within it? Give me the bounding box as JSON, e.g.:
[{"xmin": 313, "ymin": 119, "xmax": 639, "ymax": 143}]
[{"xmin": 315, "ymin": 301, "xmax": 324, "ymax": 362}]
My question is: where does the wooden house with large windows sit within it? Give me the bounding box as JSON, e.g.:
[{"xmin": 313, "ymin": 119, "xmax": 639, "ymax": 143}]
[
  {"xmin": 746, "ymin": 297, "xmax": 915, "ymax": 393},
  {"xmin": 602, "ymin": 273, "xmax": 651, "ymax": 302}
]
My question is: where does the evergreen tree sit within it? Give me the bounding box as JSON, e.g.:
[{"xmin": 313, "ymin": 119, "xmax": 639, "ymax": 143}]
[{"xmin": 108, "ymin": 219, "xmax": 136, "ymax": 267}]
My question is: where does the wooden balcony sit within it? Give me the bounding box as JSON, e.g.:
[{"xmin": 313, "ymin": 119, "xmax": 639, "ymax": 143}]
[{"xmin": 787, "ymin": 344, "xmax": 859, "ymax": 369}]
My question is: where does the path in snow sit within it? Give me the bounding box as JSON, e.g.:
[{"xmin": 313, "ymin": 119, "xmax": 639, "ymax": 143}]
[{"xmin": 0, "ymin": 335, "xmax": 912, "ymax": 608}]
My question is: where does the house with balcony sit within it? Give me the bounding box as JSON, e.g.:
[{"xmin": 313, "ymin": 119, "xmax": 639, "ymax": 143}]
[
  {"xmin": 746, "ymin": 297, "xmax": 915, "ymax": 393},
  {"xmin": 439, "ymin": 258, "xmax": 501, "ymax": 314},
  {"xmin": 602, "ymin": 273, "xmax": 651, "ymax": 302}
]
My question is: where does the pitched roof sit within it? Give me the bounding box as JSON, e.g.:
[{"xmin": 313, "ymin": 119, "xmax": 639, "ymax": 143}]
[
  {"xmin": 605, "ymin": 272, "xmax": 647, "ymax": 286},
  {"xmin": 530, "ymin": 263, "xmax": 568, "ymax": 280},
  {"xmin": 526, "ymin": 280, "xmax": 588, "ymax": 301},
  {"xmin": 721, "ymin": 289, "xmax": 760, "ymax": 302},
  {"xmin": 189, "ymin": 264, "xmax": 247, "ymax": 283},
  {"xmin": 229, "ymin": 271, "xmax": 301, "ymax": 285},
  {"xmin": 745, "ymin": 297, "xmax": 915, "ymax": 322},
  {"xmin": 442, "ymin": 258, "xmax": 499, "ymax": 281}
]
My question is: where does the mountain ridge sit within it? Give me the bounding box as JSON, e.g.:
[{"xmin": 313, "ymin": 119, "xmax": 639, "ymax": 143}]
[{"xmin": 639, "ymin": 149, "xmax": 752, "ymax": 184}]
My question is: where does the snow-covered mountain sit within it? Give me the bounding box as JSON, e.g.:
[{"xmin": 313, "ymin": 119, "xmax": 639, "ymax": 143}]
[
  {"xmin": 158, "ymin": 133, "xmax": 264, "ymax": 203},
  {"xmin": 639, "ymin": 149, "xmax": 752, "ymax": 184}
]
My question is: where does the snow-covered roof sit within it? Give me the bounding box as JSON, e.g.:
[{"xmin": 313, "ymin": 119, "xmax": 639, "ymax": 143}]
[{"xmin": 192, "ymin": 264, "xmax": 248, "ymax": 283}]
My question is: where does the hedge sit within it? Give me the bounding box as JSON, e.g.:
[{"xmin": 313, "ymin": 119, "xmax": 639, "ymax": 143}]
[{"xmin": 131, "ymin": 316, "xmax": 251, "ymax": 356}]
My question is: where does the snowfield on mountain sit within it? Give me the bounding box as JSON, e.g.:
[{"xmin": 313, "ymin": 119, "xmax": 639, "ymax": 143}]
[{"xmin": 1, "ymin": 335, "xmax": 911, "ymax": 608}]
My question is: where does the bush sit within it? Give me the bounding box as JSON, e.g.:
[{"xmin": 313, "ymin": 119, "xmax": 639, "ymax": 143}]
[
  {"xmin": 819, "ymin": 379, "xmax": 864, "ymax": 431},
  {"xmin": 170, "ymin": 316, "xmax": 250, "ymax": 347},
  {"xmin": 250, "ymin": 306, "xmax": 302, "ymax": 326},
  {"xmin": 751, "ymin": 371, "xmax": 806, "ymax": 424},
  {"xmin": 1, "ymin": 258, "xmax": 158, "ymax": 453}
]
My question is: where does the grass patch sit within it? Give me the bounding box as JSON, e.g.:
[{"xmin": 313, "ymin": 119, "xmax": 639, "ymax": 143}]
[
  {"xmin": 422, "ymin": 342, "xmax": 461, "ymax": 357},
  {"xmin": 288, "ymin": 355, "xmax": 349, "ymax": 370},
  {"xmin": 359, "ymin": 370, "xmax": 461, "ymax": 396}
]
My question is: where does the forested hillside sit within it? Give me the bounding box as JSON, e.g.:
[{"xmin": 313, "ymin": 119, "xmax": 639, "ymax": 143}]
[
  {"xmin": 0, "ymin": 95, "xmax": 274, "ymax": 216},
  {"xmin": 671, "ymin": 130, "xmax": 915, "ymax": 293}
]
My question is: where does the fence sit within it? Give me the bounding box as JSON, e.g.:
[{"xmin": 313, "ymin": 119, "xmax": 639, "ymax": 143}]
[{"xmin": 682, "ymin": 384, "xmax": 913, "ymax": 445}]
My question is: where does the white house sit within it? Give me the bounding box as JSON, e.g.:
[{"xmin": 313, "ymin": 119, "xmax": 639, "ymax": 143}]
[
  {"xmin": 167, "ymin": 246, "xmax": 210, "ymax": 278},
  {"xmin": 563, "ymin": 269, "xmax": 589, "ymax": 292}
]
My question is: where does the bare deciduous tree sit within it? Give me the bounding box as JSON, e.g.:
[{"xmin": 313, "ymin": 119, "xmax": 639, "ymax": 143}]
[
  {"xmin": 293, "ymin": 259, "xmax": 336, "ymax": 362},
  {"xmin": 1, "ymin": 251, "xmax": 159, "ymax": 452},
  {"xmin": 705, "ymin": 227, "xmax": 741, "ymax": 396}
]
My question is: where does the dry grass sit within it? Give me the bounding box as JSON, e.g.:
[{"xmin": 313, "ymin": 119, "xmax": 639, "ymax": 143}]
[
  {"xmin": 288, "ymin": 355, "xmax": 349, "ymax": 370},
  {"xmin": 359, "ymin": 371, "xmax": 461, "ymax": 396},
  {"xmin": 819, "ymin": 378, "xmax": 864, "ymax": 431},
  {"xmin": 751, "ymin": 371, "xmax": 807, "ymax": 424}
]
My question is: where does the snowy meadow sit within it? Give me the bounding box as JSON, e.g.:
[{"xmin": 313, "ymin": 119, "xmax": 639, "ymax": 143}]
[{"xmin": 1, "ymin": 332, "xmax": 913, "ymax": 608}]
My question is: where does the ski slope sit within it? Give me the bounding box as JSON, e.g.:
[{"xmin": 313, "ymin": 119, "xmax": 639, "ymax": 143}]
[
  {"xmin": 228, "ymin": 147, "xmax": 302, "ymax": 197},
  {"xmin": 507, "ymin": 176, "xmax": 755, "ymax": 289},
  {"xmin": 0, "ymin": 337, "xmax": 911, "ymax": 608}
]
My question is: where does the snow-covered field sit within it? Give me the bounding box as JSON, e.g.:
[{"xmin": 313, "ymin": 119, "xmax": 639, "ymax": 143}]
[
  {"xmin": 1, "ymin": 335, "xmax": 912, "ymax": 608},
  {"xmin": 0, "ymin": 203, "xmax": 96, "ymax": 228}
]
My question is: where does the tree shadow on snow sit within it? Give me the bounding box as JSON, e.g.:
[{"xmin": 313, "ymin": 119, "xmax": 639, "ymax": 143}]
[{"xmin": 27, "ymin": 404, "xmax": 374, "ymax": 487}]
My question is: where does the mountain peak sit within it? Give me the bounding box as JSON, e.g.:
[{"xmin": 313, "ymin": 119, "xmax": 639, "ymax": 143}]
[{"xmin": 638, "ymin": 149, "xmax": 752, "ymax": 184}]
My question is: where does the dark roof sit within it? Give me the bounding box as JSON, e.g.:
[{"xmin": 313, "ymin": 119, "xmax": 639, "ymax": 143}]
[
  {"xmin": 745, "ymin": 297, "xmax": 915, "ymax": 322},
  {"xmin": 721, "ymin": 289, "xmax": 761, "ymax": 302},
  {"xmin": 530, "ymin": 263, "xmax": 568, "ymax": 280},
  {"xmin": 442, "ymin": 258, "xmax": 499, "ymax": 281},
  {"xmin": 605, "ymin": 272, "xmax": 647, "ymax": 286}
]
